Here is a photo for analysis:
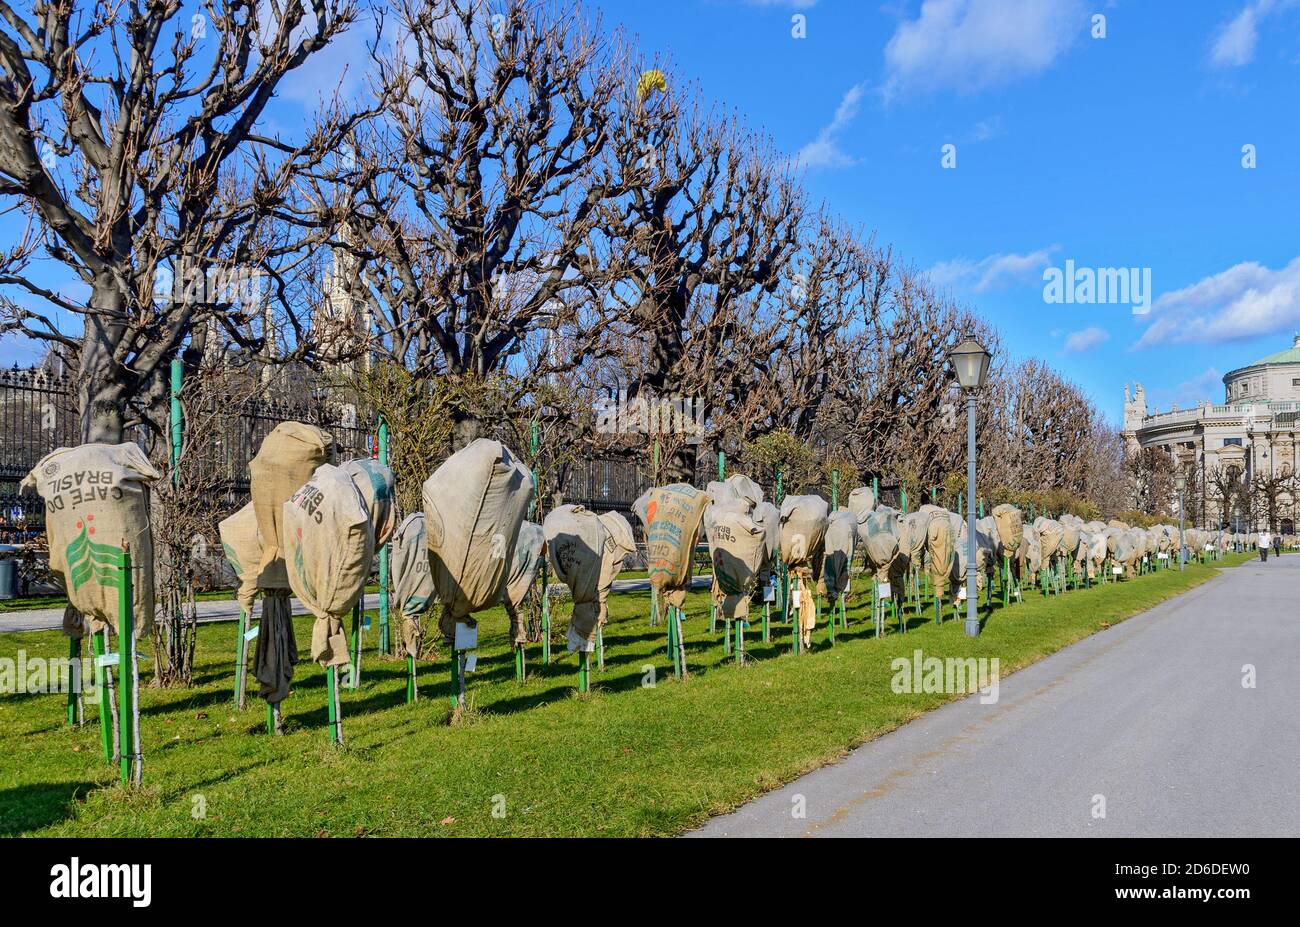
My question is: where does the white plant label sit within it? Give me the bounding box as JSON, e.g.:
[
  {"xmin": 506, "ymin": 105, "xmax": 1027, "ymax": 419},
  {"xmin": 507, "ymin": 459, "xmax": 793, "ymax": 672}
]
[
  {"xmin": 454, "ymin": 622, "xmax": 478, "ymax": 651},
  {"xmin": 878, "ymin": 582, "xmax": 891, "ymax": 597},
  {"xmin": 243, "ymin": 625, "xmax": 259, "ymax": 641}
]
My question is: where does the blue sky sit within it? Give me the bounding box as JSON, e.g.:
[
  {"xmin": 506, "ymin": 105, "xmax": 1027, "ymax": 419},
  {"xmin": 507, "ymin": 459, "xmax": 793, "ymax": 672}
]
[{"xmin": 5, "ymin": 0, "xmax": 1299, "ymax": 425}]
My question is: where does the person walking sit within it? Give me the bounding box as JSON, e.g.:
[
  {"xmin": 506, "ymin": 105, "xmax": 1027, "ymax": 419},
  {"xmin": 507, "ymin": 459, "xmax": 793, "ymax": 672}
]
[
  {"xmin": 1259, "ymin": 529, "xmax": 1272, "ymax": 562},
  {"xmin": 1273, "ymin": 531, "xmax": 1283, "ymax": 559}
]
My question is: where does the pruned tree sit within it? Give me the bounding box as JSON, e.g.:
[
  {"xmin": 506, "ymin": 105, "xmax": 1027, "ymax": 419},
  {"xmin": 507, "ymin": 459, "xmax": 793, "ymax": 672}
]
[
  {"xmin": 0, "ymin": 0, "xmax": 364, "ymax": 442},
  {"xmin": 323, "ymin": 0, "xmax": 626, "ymax": 447}
]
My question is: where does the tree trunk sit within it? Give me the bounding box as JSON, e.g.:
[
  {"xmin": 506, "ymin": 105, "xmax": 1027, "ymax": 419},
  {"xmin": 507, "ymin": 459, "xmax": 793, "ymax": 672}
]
[{"xmin": 78, "ymin": 280, "xmax": 129, "ymax": 444}]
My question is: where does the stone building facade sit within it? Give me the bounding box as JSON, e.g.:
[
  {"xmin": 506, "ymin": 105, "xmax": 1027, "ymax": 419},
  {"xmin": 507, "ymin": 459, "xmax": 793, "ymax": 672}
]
[{"xmin": 1123, "ymin": 336, "xmax": 1300, "ymax": 532}]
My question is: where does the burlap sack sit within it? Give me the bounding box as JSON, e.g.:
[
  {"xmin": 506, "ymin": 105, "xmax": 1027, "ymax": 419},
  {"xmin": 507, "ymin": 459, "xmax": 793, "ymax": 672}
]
[
  {"xmin": 22, "ymin": 442, "xmax": 161, "ymax": 637},
  {"xmin": 249, "ymin": 422, "xmax": 333, "ymax": 589},
  {"xmin": 820, "ymin": 510, "xmax": 856, "ymax": 598},
  {"xmin": 544, "ymin": 505, "xmax": 607, "ymax": 652},
  {"xmin": 283, "ymin": 463, "xmax": 375, "ymax": 667},
  {"xmin": 991, "ymin": 504, "xmax": 1023, "ymax": 554},
  {"xmin": 900, "ymin": 511, "xmax": 930, "ymax": 562},
  {"xmin": 714, "ymin": 474, "xmax": 763, "ymax": 509},
  {"xmin": 847, "ymin": 486, "xmax": 876, "ymax": 522},
  {"xmin": 1059, "ymin": 519, "xmax": 1081, "ymax": 560},
  {"xmin": 1035, "ymin": 517, "xmax": 1064, "ymax": 561},
  {"xmin": 423, "ymin": 439, "xmax": 533, "ymax": 639},
  {"xmin": 708, "ymin": 504, "xmax": 766, "ymax": 620},
  {"xmin": 753, "ymin": 501, "xmax": 782, "ymax": 572},
  {"xmin": 392, "ymin": 512, "xmax": 435, "ymax": 658},
  {"xmin": 645, "ymin": 483, "xmax": 709, "ymax": 608},
  {"xmin": 218, "ymin": 502, "xmax": 262, "ymax": 614},
  {"xmin": 501, "ymin": 521, "xmax": 544, "ymax": 645},
  {"xmin": 1019, "ymin": 521, "xmax": 1043, "ymax": 577},
  {"xmin": 779, "ymin": 495, "xmax": 829, "ymax": 570},
  {"xmin": 925, "ymin": 511, "xmax": 956, "ymax": 593},
  {"xmin": 861, "ymin": 506, "xmax": 902, "ymax": 577},
  {"xmin": 340, "ymin": 458, "xmax": 397, "ymax": 547}
]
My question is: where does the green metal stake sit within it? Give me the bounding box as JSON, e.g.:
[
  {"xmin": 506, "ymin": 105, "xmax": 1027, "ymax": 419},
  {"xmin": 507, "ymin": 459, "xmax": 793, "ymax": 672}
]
[
  {"xmin": 117, "ymin": 546, "xmax": 135, "ymax": 788},
  {"xmin": 541, "ymin": 574, "xmax": 551, "ymax": 664},
  {"xmin": 348, "ymin": 601, "xmax": 362, "ymax": 689},
  {"xmin": 407, "ymin": 653, "xmax": 417, "ymax": 703},
  {"xmin": 234, "ymin": 607, "xmax": 248, "ymax": 707},
  {"xmin": 514, "ymin": 643, "xmax": 525, "ymax": 683},
  {"xmin": 827, "ymin": 594, "xmax": 835, "ymax": 645},
  {"xmin": 92, "ymin": 629, "xmax": 112, "ymax": 762},
  {"xmin": 872, "ymin": 476, "xmax": 879, "ymax": 502},
  {"xmin": 578, "ymin": 650, "xmax": 590, "ymax": 693},
  {"xmin": 169, "ymin": 357, "xmax": 183, "ymax": 484},
  {"xmin": 327, "ymin": 666, "xmax": 340, "ymax": 743},
  {"xmin": 265, "ymin": 703, "xmax": 273, "ymax": 735},
  {"xmin": 718, "ymin": 450, "xmax": 725, "ymax": 481},
  {"xmin": 831, "ymin": 469, "xmax": 839, "ymax": 511},
  {"xmin": 66, "ymin": 636, "xmax": 79, "ymax": 726},
  {"xmin": 377, "ymin": 417, "xmax": 391, "ymax": 655},
  {"xmin": 901, "ymin": 486, "xmax": 908, "ymax": 513}
]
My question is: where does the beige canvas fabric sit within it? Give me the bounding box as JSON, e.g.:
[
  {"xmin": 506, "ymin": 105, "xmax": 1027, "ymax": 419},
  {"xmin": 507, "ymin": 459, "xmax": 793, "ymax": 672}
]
[
  {"xmin": 1035, "ymin": 518, "xmax": 1064, "ymax": 561},
  {"xmin": 501, "ymin": 521, "xmax": 545, "ymax": 645},
  {"xmin": 422, "ymin": 439, "xmax": 533, "ymax": 639},
  {"xmin": 23, "ymin": 442, "xmax": 162, "ymax": 637},
  {"xmin": 340, "ymin": 458, "xmax": 397, "ymax": 547},
  {"xmin": 249, "ymin": 422, "xmax": 333, "ymax": 589},
  {"xmin": 991, "ymin": 504, "xmax": 1023, "ymax": 554},
  {"xmin": 708, "ymin": 503, "xmax": 766, "ymax": 620},
  {"xmin": 218, "ymin": 502, "xmax": 262, "ymax": 614},
  {"xmin": 753, "ymin": 501, "xmax": 781, "ymax": 572},
  {"xmin": 861, "ymin": 506, "xmax": 903, "ymax": 578},
  {"xmin": 925, "ymin": 511, "xmax": 956, "ymax": 593},
  {"xmin": 846, "ymin": 486, "xmax": 876, "ymax": 522},
  {"xmin": 392, "ymin": 512, "xmax": 435, "ymax": 658},
  {"xmin": 779, "ymin": 495, "xmax": 829, "ymax": 571},
  {"xmin": 543, "ymin": 505, "xmax": 607, "ymax": 652},
  {"xmin": 820, "ymin": 510, "xmax": 857, "ymax": 598},
  {"xmin": 283, "ymin": 463, "xmax": 375, "ymax": 667},
  {"xmin": 645, "ymin": 483, "xmax": 710, "ymax": 608}
]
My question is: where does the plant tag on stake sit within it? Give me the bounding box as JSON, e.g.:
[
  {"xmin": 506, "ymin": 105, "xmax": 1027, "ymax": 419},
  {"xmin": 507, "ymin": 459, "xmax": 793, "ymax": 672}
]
[
  {"xmin": 455, "ymin": 622, "xmax": 479, "ymax": 673},
  {"xmin": 957, "ymin": 586, "xmax": 967, "ymax": 601},
  {"xmin": 764, "ymin": 578, "xmax": 776, "ymax": 602},
  {"xmin": 244, "ymin": 625, "xmax": 259, "ymax": 641},
  {"xmin": 1112, "ymin": 566, "xmax": 1122, "ymax": 575},
  {"xmin": 95, "ymin": 652, "xmax": 120, "ymax": 669},
  {"xmin": 878, "ymin": 582, "xmax": 891, "ymax": 598}
]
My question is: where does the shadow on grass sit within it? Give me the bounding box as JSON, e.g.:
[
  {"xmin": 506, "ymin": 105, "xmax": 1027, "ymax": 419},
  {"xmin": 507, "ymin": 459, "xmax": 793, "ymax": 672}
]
[{"xmin": 0, "ymin": 780, "xmax": 94, "ymax": 835}]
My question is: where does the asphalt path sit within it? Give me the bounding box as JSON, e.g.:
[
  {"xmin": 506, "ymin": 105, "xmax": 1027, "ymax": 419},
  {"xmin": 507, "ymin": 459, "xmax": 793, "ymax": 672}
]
[{"xmin": 691, "ymin": 555, "xmax": 1299, "ymax": 837}]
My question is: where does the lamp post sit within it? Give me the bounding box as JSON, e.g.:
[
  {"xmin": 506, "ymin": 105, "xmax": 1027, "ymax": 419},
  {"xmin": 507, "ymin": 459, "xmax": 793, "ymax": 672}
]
[
  {"xmin": 947, "ymin": 335, "xmax": 992, "ymax": 637},
  {"xmin": 1174, "ymin": 470, "xmax": 1187, "ymax": 570}
]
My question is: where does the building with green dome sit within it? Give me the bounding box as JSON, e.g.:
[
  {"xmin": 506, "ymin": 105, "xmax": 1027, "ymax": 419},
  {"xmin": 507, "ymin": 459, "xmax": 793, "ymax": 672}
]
[{"xmin": 1122, "ymin": 336, "xmax": 1300, "ymax": 533}]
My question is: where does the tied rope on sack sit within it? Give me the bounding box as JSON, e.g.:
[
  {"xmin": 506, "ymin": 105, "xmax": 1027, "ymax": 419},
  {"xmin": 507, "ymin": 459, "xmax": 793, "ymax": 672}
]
[
  {"xmin": 247, "ymin": 422, "xmax": 334, "ymax": 721},
  {"xmin": 779, "ymin": 495, "xmax": 829, "ymax": 647},
  {"xmin": 422, "ymin": 439, "xmax": 533, "ymax": 644}
]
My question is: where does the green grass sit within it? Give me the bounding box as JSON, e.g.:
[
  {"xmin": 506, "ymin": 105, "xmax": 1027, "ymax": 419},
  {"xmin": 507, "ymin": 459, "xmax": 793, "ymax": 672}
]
[{"xmin": 0, "ymin": 553, "xmax": 1252, "ymax": 837}]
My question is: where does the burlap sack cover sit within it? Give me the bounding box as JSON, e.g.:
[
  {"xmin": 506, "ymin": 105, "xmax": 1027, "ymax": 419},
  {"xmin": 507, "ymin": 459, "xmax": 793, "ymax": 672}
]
[
  {"xmin": 924, "ymin": 511, "xmax": 956, "ymax": 593},
  {"xmin": 861, "ymin": 506, "xmax": 902, "ymax": 577},
  {"xmin": 900, "ymin": 511, "xmax": 930, "ymax": 562},
  {"xmin": 820, "ymin": 510, "xmax": 857, "ymax": 598},
  {"xmin": 283, "ymin": 463, "xmax": 374, "ymax": 667},
  {"xmin": 753, "ymin": 501, "xmax": 782, "ymax": 571},
  {"xmin": 544, "ymin": 505, "xmax": 607, "ymax": 652},
  {"xmin": 991, "ymin": 504, "xmax": 1023, "ymax": 554},
  {"xmin": 496, "ymin": 520, "xmax": 543, "ymax": 645},
  {"xmin": 846, "ymin": 486, "xmax": 876, "ymax": 522},
  {"xmin": 1019, "ymin": 521, "xmax": 1042, "ymax": 576},
  {"xmin": 249, "ymin": 422, "xmax": 333, "ymax": 589},
  {"xmin": 645, "ymin": 483, "xmax": 709, "ymax": 608},
  {"xmin": 1035, "ymin": 517, "xmax": 1064, "ymax": 561},
  {"xmin": 23, "ymin": 442, "xmax": 161, "ymax": 637},
  {"xmin": 423, "ymin": 439, "xmax": 533, "ymax": 640},
  {"xmin": 340, "ymin": 458, "xmax": 397, "ymax": 547},
  {"xmin": 779, "ymin": 495, "xmax": 829, "ymax": 571},
  {"xmin": 708, "ymin": 503, "xmax": 766, "ymax": 620},
  {"xmin": 1059, "ymin": 519, "xmax": 1081, "ymax": 560},
  {"xmin": 392, "ymin": 512, "xmax": 435, "ymax": 658},
  {"xmin": 218, "ymin": 502, "xmax": 262, "ymax": 614}
]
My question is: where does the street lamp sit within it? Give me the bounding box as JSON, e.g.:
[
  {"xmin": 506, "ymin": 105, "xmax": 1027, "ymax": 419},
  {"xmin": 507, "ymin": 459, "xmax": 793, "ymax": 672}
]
[
  {"xmin": 947, "ymin": 335, "xmax": 992, "ymax": 637},
  {"xmin": 1174, "ymin": 470, "xmax": 1187, "ymax": 571}
]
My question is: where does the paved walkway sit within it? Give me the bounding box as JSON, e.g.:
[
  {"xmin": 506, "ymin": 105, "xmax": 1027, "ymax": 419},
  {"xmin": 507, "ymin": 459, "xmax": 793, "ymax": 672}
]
[
  {"xmin": 0, "ymin": 574, "xmax": 712, "ymax": 633},
  {"xmin": 691, "ymin": 555, "xmax": 1299, "ymax": 837}
]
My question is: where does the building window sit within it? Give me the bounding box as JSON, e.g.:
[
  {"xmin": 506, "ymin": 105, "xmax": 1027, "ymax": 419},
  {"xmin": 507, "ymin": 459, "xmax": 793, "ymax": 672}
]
[
  {"xmin": 1224, "ymin": 438, "xmax": 1243, "ymax": 446},
  {"xmin": 1292, "ymin": 378, "xmax": 1300, "ymax": 387}
]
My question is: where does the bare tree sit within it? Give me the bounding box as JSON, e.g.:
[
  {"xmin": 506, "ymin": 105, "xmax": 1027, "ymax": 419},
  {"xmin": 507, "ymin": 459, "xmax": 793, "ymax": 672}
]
[{"xmin": 0, "ymin": 0, "xmax": 363, "ymax": 442}]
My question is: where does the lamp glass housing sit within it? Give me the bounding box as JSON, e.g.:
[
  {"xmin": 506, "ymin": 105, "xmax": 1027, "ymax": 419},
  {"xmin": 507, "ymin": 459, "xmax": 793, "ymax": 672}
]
[{"xmin": 948, "ymin": 337, "xmax": 992, "ymax": 390}]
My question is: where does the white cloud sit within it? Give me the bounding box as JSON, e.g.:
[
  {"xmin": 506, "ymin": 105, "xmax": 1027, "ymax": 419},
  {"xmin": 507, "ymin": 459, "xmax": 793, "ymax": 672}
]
[
  {"xmin": 882, "ymin": 0, "xmax": 1086, "ymax": 97},
  {"xmin": 927, "ymin": 246, "xmax": 1057, "ymax": 293},
  {"xmin": 1062, "ymin": 326, "xmax": 1109, "ymax": 353},
  {"xmin": 793, "ymin": 83, "xmax": 865, "ymax": 170},
  {"xmin": 1149, "ymin": 367, "xmax": 1224, "ymax": 410},
  {"xmin": 1135, "ymin": 256, "xmax": 1300, "ymax": 348},
  {"xmin": 1208, "ymin": 1, "xmax": 1298, "ymax": 68}
]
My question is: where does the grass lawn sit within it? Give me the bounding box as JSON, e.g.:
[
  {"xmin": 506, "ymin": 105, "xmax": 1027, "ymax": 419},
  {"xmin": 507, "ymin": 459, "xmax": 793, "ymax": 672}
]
[{"xmin": 0, "ymin": 553, "xmax": 1252, "ymax": 837}]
